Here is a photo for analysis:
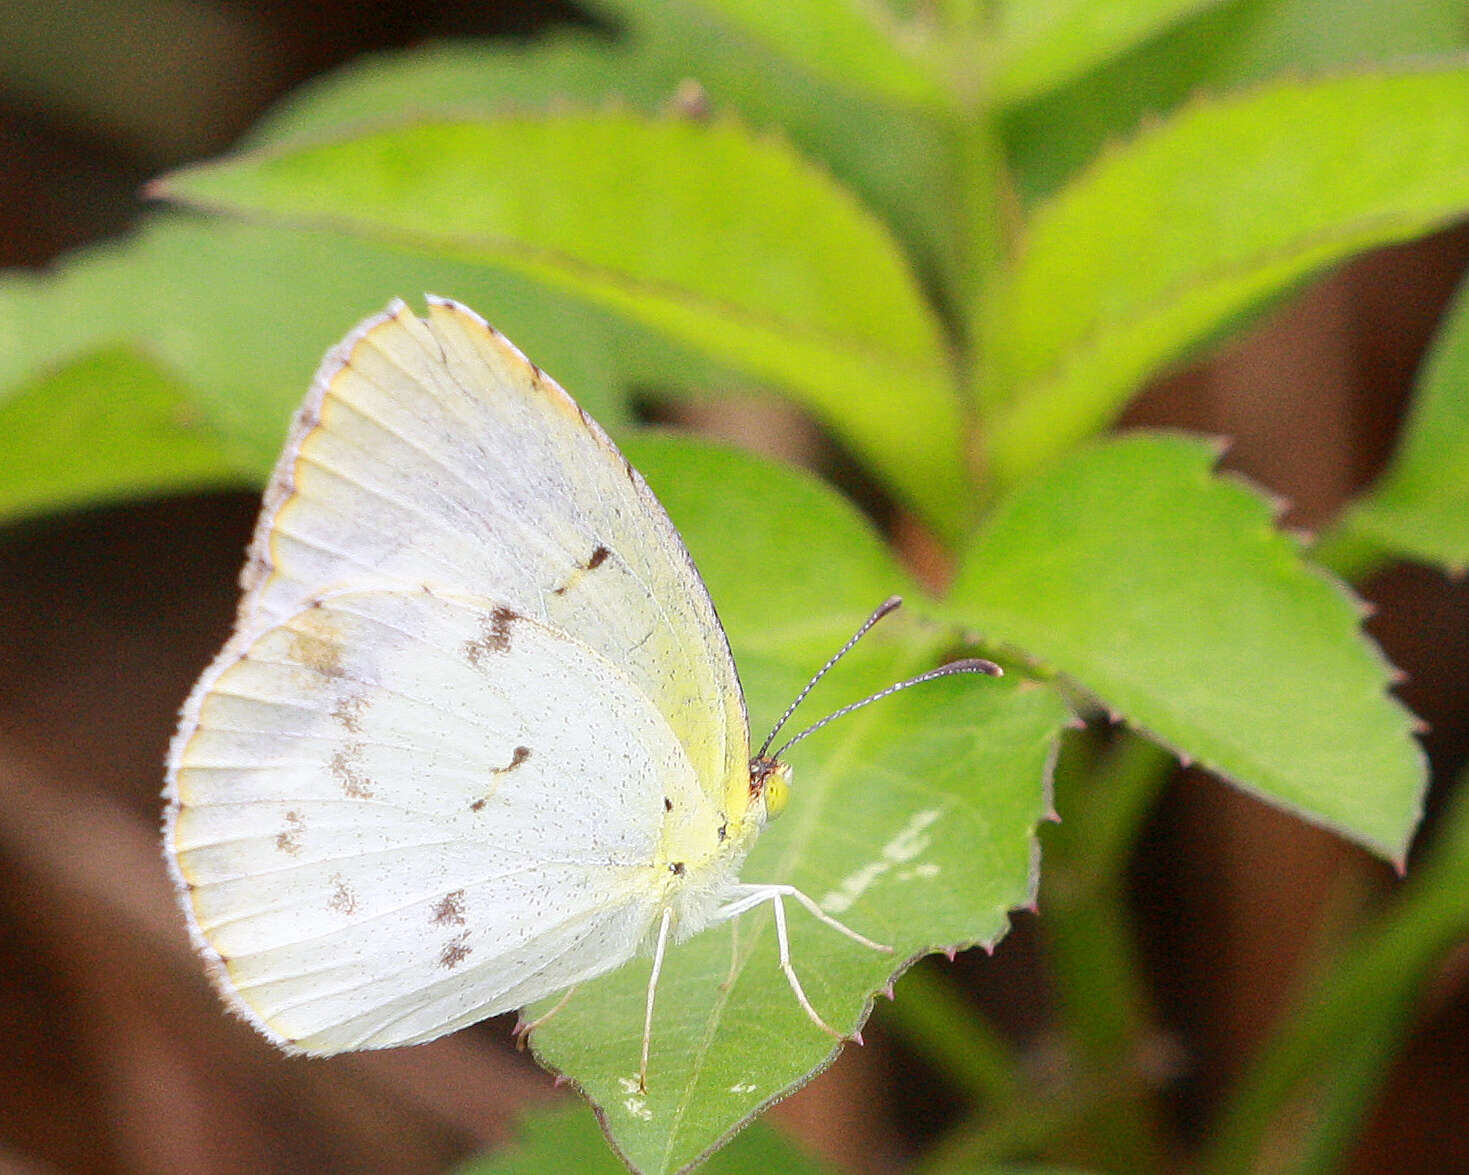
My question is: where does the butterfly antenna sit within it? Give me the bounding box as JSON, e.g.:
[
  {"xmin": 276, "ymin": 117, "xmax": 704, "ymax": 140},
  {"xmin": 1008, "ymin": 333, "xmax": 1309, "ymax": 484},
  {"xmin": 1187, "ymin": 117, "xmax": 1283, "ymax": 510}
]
[
  {"xmin": 770, "ymin": 657, "xmax": 1002, "ymax": 762},
  {"xmin": 756, "ymin": 596, "xmax": 905, "ymax": 760}
]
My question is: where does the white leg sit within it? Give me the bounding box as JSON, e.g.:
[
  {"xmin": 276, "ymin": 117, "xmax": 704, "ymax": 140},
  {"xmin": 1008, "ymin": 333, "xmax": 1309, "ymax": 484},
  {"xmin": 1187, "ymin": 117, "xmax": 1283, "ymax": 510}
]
[
  {"xmin": 769, "ymin": 893, "xmax": 845, "ymax": 1040},
  {"xmin": 781, "ymin": 886, "xmax": 893, "ymax": 953},
  {"xmin": 640, "ymin": 907, "xmax": 672, "ymax": 1092},
  {"xmin": 709, "ymin": 883, "xmax": 890, "ymax": 1043},
  {"xmin": 716, "ymin": 884, "xmax": 893, "ymax": 954}
]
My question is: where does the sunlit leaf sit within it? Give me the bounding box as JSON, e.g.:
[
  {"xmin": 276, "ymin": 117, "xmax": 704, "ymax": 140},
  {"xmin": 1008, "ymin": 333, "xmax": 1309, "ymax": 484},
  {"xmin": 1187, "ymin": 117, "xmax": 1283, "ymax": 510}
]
[
  {"xmin": 985, "ymin": 67, "xmax": 1469, "ymax": 488},
  {"xmin": 154, "ymin": 113, "xmax": 966, "ymax": 532},
  {"xmin": 951, "ymin": 434, "xmax": 1424, "ymax": 862}
]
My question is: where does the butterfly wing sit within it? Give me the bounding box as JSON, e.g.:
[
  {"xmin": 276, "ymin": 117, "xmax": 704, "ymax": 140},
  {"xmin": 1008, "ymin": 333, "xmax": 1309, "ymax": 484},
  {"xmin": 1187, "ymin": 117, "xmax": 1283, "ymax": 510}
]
[
  {"xmin": 166, "ymin": 588, "xmax": 709, "ymax": 1053},
  {"xmin": 240, "ymin": 297, "xmax": 749, "ymax": 818}
]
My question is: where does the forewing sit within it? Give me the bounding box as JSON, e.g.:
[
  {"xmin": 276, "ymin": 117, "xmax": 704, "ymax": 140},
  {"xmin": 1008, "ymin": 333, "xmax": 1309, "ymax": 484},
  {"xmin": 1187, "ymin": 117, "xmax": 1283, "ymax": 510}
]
[
  {"xmin": 165, "ymin": 588, "xmax": 703, "ymax": 1053},
  {"xmin": 239, "ymin": 297, "xmax": 748, "ymax": 813}
]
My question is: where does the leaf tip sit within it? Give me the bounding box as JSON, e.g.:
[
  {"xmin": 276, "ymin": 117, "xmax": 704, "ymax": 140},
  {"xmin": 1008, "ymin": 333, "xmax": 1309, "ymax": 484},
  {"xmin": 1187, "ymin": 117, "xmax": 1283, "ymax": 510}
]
[{"xmin": 139, "ymin": 175, "xmax": 171, "ymax": 202}]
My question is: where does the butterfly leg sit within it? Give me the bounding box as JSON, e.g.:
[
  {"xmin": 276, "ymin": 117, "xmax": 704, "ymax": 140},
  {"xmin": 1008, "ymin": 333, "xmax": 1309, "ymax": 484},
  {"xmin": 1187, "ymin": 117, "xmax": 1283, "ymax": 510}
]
[
  {"xmin": 714, "ymin": 883, "xmax": 892, "ymax": 1043},
  {"xmin": 780, "ymin": 886, "xmax": 893, "ymax": 954},
  {"xmin": 717, "ymin": 883, "xmax": 892, "ymax": 952},
  {"xmin": 513, "ymin": 984, "xmax": 578, "ymax": 1050},
  {"xmin": 639, "ymin": 906, "xmax": 673, "ymax": 1093},
  {"xmin": 768, "ymin": 891, "xmax": 846, "ymax": 1040}
]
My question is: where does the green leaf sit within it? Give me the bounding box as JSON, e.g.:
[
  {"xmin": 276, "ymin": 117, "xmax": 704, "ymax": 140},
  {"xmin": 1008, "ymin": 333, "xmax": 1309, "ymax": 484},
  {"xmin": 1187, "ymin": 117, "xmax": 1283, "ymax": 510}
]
[
  {"xmin": 991, "ymin": 0, "xmax": 1231, "ymax": 105},
  {"xmin": 984, "ymin": 67, "xmax": 1469, "ymax": 488},
  {"xmin": 950, "ymin": 434, "xmax": 1424, "ymax": 862},
  {"xmin": 528, "ymin": 435, "xmax": 1070, "ymax": 1175},
  {"xmin": 451, "ymin": 1102, "xmax": 838, "ymax": 1175},
  {"xmin": 587, "ymin": 0, "xmax": 945, "ymax": 109},
  {"xmin": 1004, "ymin": 0, "xmax": 1469, "ymax": 204},
  {"xmin": 0, "ymin": 215, "xmax": 744, "ymax": 522},
  {"xmin": 0, "ymin": 346, "xmax": 249, "ymax": 523},
  {"xmin": 154, "ymin": 113, "xmax": 966, "ymax": 533},
  {"xmin": 252, "ymin": 29, "xmax": 961, "ymax": 299},
  {"xmin": 1336, "ymin": 270, "xmax": 1469, "ymax": 573}
]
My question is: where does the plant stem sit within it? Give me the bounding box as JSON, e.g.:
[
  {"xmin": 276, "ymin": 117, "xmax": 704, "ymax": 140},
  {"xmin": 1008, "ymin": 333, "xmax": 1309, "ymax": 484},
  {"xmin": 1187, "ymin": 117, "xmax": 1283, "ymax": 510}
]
[
  {"xmin": 1199, "ymin": 779, "xmax": 1469, "ymax": 1175},
  {"xmin": 1038, "ymin": 730, "xmax": 1178, "ymax": 1171},
  {"xmin": 885, "ymin": 961, "xmax": 1023, "ymax": 1106}
]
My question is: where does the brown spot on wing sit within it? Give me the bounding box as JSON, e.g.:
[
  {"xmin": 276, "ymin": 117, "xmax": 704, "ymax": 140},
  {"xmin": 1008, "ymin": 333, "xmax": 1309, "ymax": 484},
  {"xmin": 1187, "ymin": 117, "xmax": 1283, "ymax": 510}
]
[
  {"xmin": 327, "ymin": 874, "xmax": 358, "ymax": 916},
  {"xmin": 552, "ymin": 543, "xmax": 614, "ymax": 596},
  {"xmin": 332, "ymin": 693, "xmax": 369, "ymax": 733},
  {"xmin": 330, "ymin": 742, "xmax": 375, "ymax": 799},
  {"xmin": 275, "ymin": 810, "xmax": 305, "ymax": 855},
  {"xmin": 431, "ymin": 889, "xmax": 467, "ymax": 926},
  {"xmin": 470, "ymin": 746, "xmax": 532, "ymax": 812},
  {"xmin": 463, "ymin": 606, "xmax": 520, "ymax": 666},
  {"xmin": 439, "ymin": 932, "xmax": 472, "ymax": 969}
]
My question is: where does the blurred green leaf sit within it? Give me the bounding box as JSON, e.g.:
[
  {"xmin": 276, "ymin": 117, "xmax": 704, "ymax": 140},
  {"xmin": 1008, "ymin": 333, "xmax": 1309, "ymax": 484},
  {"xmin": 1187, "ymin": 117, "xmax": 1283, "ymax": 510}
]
[
  {"xmin": 451, "ymin": 1102, "xmax": 838, "ymax": 1175},
  {"xmin": 154, "ymin": 113, "xmax": 966, "ymax": 532},
  {"xmin": 1005, "ymin": 0, "xmax": 1469, "ymax": 203},
  {"xmin": 529, "ymin": 435, "xmax": 1070, "ymax": 1175},
  {"xmin": 991, "ymin": 0, "xmax": 1230, "ymax": 105},
  {"xmin": 950, "ymin": 434, "xmax": 1425, "ymax": 862},
  {"xmin": 984, "ymin": 67, "xmax": 1469, "ymax": 487},
  {"xmin": 1336, "ymin": 270, "xmax": 1469, "ymax": 573},
  {"xmin": 0, "ymin": 216, "xmax": 750, "ymax": 522},
  {"xmin": 0, "ymin": 346, "xmax": 249, "ymax": 523},
  {"xmin": 592, "ymin": 0, "xmax": 946, "ymax": 109},
  {"xmin": 246, "ymin": 32, "xmax": 630, "ymax": 145}
]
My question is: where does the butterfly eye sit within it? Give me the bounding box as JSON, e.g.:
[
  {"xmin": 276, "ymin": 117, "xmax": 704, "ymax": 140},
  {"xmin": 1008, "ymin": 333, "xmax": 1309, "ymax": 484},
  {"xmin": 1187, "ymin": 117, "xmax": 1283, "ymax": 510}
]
[{"xmin": 763, "ymin": 761, "xmax": 792, "ymax": 820}]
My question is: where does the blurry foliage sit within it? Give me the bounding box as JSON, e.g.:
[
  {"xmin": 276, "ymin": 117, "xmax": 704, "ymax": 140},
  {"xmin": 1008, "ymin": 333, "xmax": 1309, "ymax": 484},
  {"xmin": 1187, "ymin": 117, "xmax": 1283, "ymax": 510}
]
[{"xmin": 4, "ymin": 0, "xmax": 1469, "ymax": 1173}]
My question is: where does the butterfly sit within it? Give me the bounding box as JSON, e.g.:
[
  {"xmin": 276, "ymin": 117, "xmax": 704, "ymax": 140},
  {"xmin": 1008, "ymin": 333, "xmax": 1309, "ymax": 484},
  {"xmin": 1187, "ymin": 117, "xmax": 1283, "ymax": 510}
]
[{"xmin": 162, "ymin": 297, "xmax": 996, "ymax": 1087}]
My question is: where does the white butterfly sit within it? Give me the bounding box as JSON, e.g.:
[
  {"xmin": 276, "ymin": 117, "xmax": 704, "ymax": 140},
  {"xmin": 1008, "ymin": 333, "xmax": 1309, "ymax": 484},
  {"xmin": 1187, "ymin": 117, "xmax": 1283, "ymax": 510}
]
[{"xmin": 162, "ymin": 297, "xmax": 995, "ymax": 1086}]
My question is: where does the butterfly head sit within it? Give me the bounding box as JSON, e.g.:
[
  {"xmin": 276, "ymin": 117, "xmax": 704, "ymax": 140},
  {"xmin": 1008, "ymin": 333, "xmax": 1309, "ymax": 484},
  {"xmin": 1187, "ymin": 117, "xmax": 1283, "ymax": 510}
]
[
  {"xmin": 748, "ymin": 756, "xmax": 792, "ymax": 821},
  {"xmin": 747, "ymin": 598, "xmax": 1002, "ymax": 832}
]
